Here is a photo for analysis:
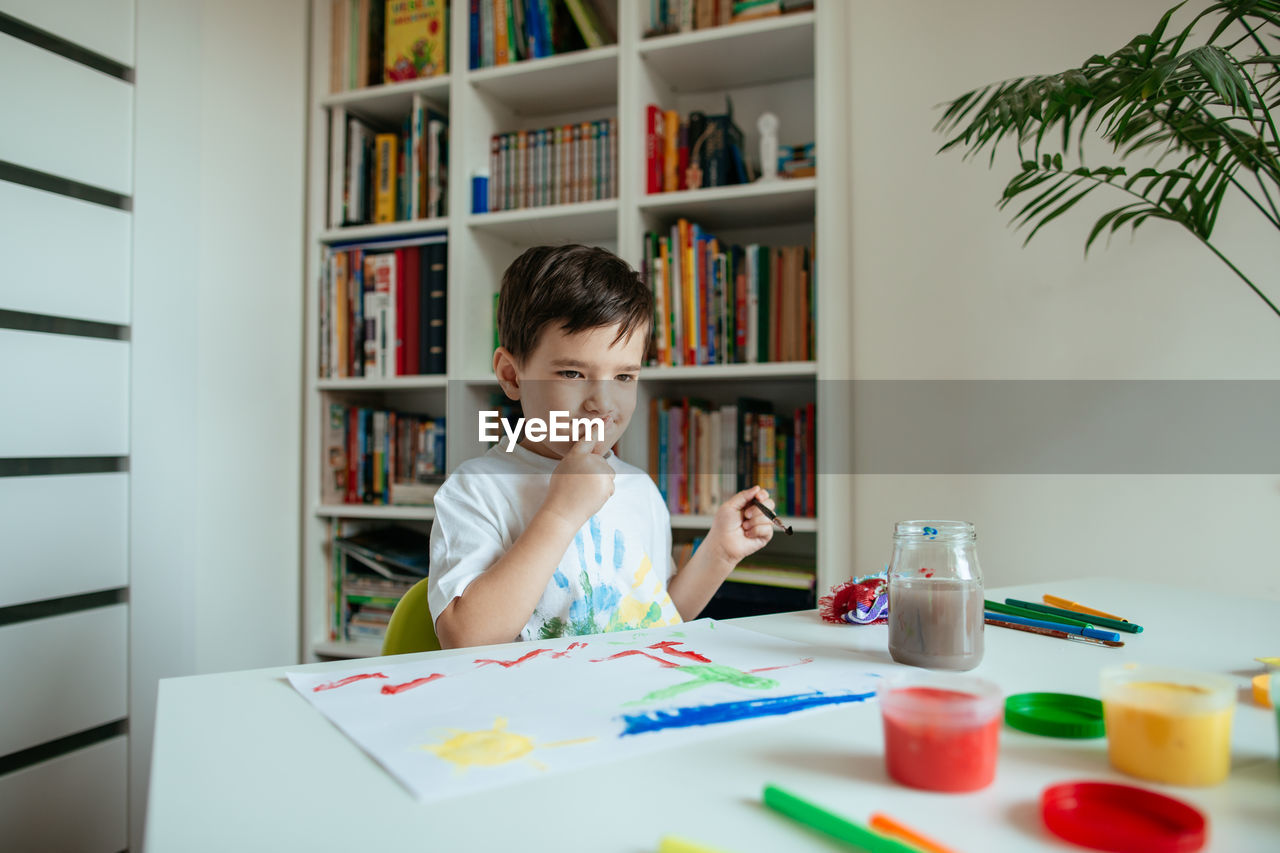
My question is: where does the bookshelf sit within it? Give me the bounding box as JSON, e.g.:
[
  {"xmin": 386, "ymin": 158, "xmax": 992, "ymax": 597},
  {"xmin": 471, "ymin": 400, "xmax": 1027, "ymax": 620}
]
[{"xmin": 301, "ymin": 0, "xmax": 851, "ymax": 660}]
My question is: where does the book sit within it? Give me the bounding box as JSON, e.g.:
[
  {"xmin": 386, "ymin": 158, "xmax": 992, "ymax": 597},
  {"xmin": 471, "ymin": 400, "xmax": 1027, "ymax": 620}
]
[
  {"xmin": 663, "ymin": 109, "xmax": 679, "ymax": 192},
  {"xmin": 373, "ymin": 133, "xmax": 397, "ymax": 223},
  {"xmin": 394, "ymin": 247, "xmax": 408, "ymax": 374},
  {"xmin": 365, "ymin": 252, "xmax": 397, "ymax": 377},
  {"xmin": 424, "ymin": 241, "xmax": 447, "ymax": 374},
  {"xmin": 425, "ymin": 109, "xmax": 448, "ymax": 218},
  {"xmin": 323, "ymin": 404, "xmax": 348, "ymax": 504},
  {"xmin": 562, "ymin": 0, "xmax": 612, "ymax": 47},
  {"xmin": 335, "ymin": 525, "xmax": 431, "ymax": 577},
  {"xmin": 493, "ymin": 0, "xmax": 510, "ymax": 64},
  {"xmin": 329, "ymin": 106, "xmax": 347, "ymax": 227},
  {"xmin": 330, "ymin": 0, "xmax": 348, "ymax": 93},
  {"xmin": 384, "ymin": 0, "xmax": 448, "ymax": 81},
  {"xmin": 732, "ymin": 0, "xmax": 780, "ymax": 22},
  {"xmin": 403, "ymin": 246, "xmax": 421, "ymax": 375},
  {"xmin": 346, "ymin": 117, "xmax": 374, "ymax": 224}
]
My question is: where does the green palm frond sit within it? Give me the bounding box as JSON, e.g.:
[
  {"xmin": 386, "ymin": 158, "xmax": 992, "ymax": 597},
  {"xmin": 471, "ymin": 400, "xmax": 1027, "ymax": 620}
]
[{"xmin": 936, "ymin": 0, "xmax": 1280, "ymax": 318}]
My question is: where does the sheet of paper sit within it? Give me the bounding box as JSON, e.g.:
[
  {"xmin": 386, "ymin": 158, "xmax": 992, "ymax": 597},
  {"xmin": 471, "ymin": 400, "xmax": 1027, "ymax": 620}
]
[{"xmin": 287, "ymin": 620, "xmax": 880, "ymax": 802}]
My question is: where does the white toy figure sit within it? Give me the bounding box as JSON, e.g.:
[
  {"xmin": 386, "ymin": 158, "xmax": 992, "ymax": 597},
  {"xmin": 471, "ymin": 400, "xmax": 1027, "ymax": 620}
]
[{"xmin": 757, "ymin": 112, "xmax": 779, "ymax": 181}]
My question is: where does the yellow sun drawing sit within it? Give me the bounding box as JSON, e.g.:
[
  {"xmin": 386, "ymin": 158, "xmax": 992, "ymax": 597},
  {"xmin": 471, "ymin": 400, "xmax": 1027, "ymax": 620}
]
[{"xmin": 422, "ymin": 717, "xmax": 595, "ymax": 772}]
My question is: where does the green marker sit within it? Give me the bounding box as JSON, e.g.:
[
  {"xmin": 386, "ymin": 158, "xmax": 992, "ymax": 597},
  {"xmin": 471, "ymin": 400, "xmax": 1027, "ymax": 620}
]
[
  {"xmin": 985, "ymin": 599, "xmax": 1093, "ymax": 629},
  {"xmin": 1005, "ymin": 598, "xmax": 1143, "ymax": 634},
  {"xmin": 763, "ymin": 784, "xmax": 922, "ymax": 853}
]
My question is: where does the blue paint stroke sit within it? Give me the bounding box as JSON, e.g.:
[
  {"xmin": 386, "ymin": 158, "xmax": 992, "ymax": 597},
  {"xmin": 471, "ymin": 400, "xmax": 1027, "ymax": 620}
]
[
  {"xmin": 590, "ymin": 516, "xmax": 602, "ymax": 564},
  {"xmin": 552, "ymin": 569, "xmax": 570, "ymax": 590},
  {"xmin": 574, "ymin": 531, "xmax": 587, "ymax": 572},
  {"xmin": 613, "ymin": 530, "xmax": 625, "ymax": 570},
  {"xmin": 618, "ymin": 691, "xmax": 876, "ymax": 736}
]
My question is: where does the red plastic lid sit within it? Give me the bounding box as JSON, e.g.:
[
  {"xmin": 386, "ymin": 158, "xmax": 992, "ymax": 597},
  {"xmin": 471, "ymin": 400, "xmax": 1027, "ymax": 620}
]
[{"xmin": 1041, "ymin": 782, "xmax": 1207, "ymax": 853}]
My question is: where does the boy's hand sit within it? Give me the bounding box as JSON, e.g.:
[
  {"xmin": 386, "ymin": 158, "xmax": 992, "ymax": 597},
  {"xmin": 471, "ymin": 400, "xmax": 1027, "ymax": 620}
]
[
  {"xmin": 705, "ymin": 486, "xmax": 775, "ymax": 566},
  {"xmin": 541, "ymin": 439, "xmax": 615, "ymax": 529}
]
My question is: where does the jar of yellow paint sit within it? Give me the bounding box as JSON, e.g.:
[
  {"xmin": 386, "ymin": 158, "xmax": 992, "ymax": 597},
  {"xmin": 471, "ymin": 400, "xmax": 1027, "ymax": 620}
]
[{"xmin": 1100, "ymin": 664, "xmax": 1236, "ymax": 787}]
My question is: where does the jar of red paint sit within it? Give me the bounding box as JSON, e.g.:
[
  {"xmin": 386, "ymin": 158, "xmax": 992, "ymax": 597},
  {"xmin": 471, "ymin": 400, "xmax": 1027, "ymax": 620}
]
[{"xmin": 878, "ymin": 670, "xmax": 1003, "ymax": 792}]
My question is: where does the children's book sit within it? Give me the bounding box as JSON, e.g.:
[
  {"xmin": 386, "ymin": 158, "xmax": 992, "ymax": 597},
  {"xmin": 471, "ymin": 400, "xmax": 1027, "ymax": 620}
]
[{"xmin": 384, "ymin": 0, "xmax": 448, "ymax": 81}]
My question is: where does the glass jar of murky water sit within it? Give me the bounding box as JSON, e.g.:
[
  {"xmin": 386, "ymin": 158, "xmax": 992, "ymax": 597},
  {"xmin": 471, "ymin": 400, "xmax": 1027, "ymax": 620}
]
[{"xmin": 887, "ymin": 520, "xmax": 984, "ymax": 671}]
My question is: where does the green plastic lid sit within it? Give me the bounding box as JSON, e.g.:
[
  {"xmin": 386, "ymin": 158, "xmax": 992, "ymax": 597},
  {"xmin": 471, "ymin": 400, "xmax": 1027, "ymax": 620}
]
[{"xmin": 1005, "ymin": 692, "xmax": 1106, "ymax": 739}]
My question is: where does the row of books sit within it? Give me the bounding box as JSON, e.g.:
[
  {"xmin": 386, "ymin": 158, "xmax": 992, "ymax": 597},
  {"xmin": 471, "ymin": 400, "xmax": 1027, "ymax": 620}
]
[
  {"xmin": 471, "ymin": 0, "xmax": 614, "ymax": 69},
  {"xmin": 329, "ymin": 0, "xmax": 449, "ymax": 94},
  {"xmin": 330, "ymin": 525, "xmax": 430, "ymax": 642},
  {"xmin": 648, "ymin": 397, "xmax": 817, "ymax": 518},
  {"xmin": 675, "ymin": 538, "xmax": 816, "ymax": 591},
  {"xmin": 320, "ymin": 240, "xmax": 447, "ymax": 378},
  {"xmin": 643, "ymin": 224, "xmax": 815, "ymax": 366},
  {"xmin": 329, "ymin": 99, "xmax": 448, "ymax": 228},
  {"xmin": 645, "ymin": 103, "xmax": 749, "ymax": 193},
  {"xmin": 645, "ymin": 0, "xmax": 813, "ymax": 38},
  {"xmin": 485, "ymin": 118, "xmax": 618, "ymax": 212},
  {"xmin": 323, "ymin": 404, "xmax": 446, "ymax": 506}
]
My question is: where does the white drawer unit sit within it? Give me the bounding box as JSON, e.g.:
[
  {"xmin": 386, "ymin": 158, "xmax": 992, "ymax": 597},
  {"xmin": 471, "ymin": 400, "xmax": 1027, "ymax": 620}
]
[
  {"xmin": 0, "ymin": 32, "xmax": 133, "ymax": 194},
  {"xmin": 0, "ymin": 329, "xmax": 129, "ymax": 458},
  {"xmin": 0, "ymin": 736, "xmax": 128, "ymax": 853},
  {"xmin": 0, "ymin": 604, "xmax": 128, "ymax": 757},
  {"xmin": 0, "ymin": 181, "xmax": 131, "ymax": 324},
  {"xmin": 0, "ymin": 473, "xmax": 128, "ymax": 608},
  {"xmin": 0, "ymin": 0, "xmax": 135, "ymax": 65}
]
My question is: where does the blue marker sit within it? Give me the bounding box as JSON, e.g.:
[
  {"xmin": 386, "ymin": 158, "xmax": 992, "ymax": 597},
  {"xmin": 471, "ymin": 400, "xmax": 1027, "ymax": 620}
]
[{"xmin": 983, "ymin": 610, "xmax": 1121, "ymax": 642}]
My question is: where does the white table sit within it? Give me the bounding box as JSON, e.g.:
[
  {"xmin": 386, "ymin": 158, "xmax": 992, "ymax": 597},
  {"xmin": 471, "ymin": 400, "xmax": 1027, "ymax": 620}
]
[{"xmin": 145, "ymin": 579, "xmax": 1279, "ymax": 852}]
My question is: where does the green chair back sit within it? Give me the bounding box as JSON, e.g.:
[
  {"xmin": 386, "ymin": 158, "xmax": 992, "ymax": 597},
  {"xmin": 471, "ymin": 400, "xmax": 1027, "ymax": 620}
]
[{"xmin": 381, "ymin": 577, "xmax": 441, "ymax": 656}]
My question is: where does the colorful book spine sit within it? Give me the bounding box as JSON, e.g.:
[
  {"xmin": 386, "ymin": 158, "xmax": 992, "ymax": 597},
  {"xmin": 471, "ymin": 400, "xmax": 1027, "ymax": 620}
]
[{"xmin": 373, "ymin": 133, "xmax": 397, "ymax": 223}]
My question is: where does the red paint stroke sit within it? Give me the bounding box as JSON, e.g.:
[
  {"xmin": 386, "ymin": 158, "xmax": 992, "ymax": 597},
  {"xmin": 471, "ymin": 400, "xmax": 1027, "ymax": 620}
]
[
  {"xmin": 918, "ymin": 568, "xmax": 935, "ymax": 578},
  {"xmin": 648, "ymin": 640, "xmax": 712, "ymax": 663},
  {"xmin": 312, "ymin": 672, "xmax": 388, "ymax": 692},
  {"xmin": 380, "ymin": 673, "xmax": 445, "ymax": 695},
  {"xmin": 749, "ymin": 658, "xmax": 815, "ymax": 673},
  {"xmin": 590, "ymin": 650, "xmax": 682, "ymax": 668},
  {"xmin": 474, "ymin": 648, "xmax": 553, "ymax": 668},
  {"xmin": 551, "ymin": 642, "xmax": 588, "ymax": 658}
]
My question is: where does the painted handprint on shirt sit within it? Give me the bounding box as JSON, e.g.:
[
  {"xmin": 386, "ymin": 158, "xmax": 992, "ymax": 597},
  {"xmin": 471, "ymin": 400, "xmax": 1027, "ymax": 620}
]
[{"xmin": 536, "ymin": 516, "xmax": 682, "ymax": 639}]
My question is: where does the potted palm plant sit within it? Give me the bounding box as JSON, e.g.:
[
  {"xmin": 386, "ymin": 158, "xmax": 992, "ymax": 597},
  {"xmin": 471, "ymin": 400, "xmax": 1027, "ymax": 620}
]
[{"xmin": 934, "ymin": 0, "xmax": 1278, "ymax": 319}]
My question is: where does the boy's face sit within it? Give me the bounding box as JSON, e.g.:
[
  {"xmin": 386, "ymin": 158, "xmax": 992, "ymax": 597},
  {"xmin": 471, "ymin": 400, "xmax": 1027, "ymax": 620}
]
[{"xmin": 495, "ymin": 322, "xmax": 647, "ymax": 459}]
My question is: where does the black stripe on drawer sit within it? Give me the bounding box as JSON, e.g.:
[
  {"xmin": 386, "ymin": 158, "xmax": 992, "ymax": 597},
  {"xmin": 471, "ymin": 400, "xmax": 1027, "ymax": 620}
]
[
  {"xmin": 0, "ymin": 160, "xmax": 131, "ymax": 211},
  {"xmin": 0, "ymin": 458, "xmax": 128, "ymax": 478},
  {"xmin": 0, "ymin": 309, "xmax": 128, "ymax": 341},
  {"xmin": 0, "ymin": 719, "xmax": 128, "ymax": 778},
  {"xmin": 0, "ymin": 588, "xmax": 127, "ymax": 629},
  {"xmin": 0, "ymin": 12, "xmax": 133, "ymax": 82}
]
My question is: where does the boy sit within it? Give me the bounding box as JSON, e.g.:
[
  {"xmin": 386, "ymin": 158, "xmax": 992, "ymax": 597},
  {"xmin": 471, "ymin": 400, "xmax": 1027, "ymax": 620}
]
[{"xmin": 428, "ymin": 244, "xmax": 777, "ymax": 648}]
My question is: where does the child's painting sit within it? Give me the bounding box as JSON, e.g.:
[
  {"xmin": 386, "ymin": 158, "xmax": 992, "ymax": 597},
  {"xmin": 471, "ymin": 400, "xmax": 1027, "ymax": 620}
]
[{"xmin": 287, "ymin": 620, "xmax": 879, "ymax": 802}]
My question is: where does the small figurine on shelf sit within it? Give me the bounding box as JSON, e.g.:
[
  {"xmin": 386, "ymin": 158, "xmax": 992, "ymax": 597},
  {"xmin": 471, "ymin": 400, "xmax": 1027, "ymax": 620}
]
[{"xmin": 757, "ymin": 112, "xmax": 779, "ymax": 181}]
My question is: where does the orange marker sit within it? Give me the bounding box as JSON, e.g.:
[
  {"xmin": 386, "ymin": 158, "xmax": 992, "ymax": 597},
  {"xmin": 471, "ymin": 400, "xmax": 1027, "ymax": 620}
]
[
  {"xmin": 1043, "ymin": 594, "xmax": 1129, "ymax": 623},
  {"xmin": 869, "ymin": 812, "xmax": 960, "ymax": 853}
]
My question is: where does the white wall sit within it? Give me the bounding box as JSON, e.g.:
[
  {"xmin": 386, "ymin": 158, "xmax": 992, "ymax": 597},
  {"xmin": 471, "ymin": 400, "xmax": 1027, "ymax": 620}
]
[
  {"xmin": 132, "ymin": 0, "xmax": 306, "ymax": 843},
  {"xmin": 846, "ymin": 1, "xmax": 1280, "ymax": 597}
]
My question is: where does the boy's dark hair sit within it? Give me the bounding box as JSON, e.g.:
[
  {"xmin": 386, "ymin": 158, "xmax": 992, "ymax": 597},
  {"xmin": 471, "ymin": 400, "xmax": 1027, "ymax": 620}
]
[{"xmin": 498, "ymin": 244, "xmax": 653, "ymax": 362}]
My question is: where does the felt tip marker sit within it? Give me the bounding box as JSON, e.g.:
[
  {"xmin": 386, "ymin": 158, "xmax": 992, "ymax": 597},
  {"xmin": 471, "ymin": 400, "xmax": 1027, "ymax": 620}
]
[
  {"xmin": 750, "ymin": 496, "xmax": 793, "ymax": 535},
  {"xmin": 657, "ymin": 835, "xmax": 737, "ymax": 853},
  {"xmin": 763, "ymin": 784, "xmax": 923, "ymax": 853}
]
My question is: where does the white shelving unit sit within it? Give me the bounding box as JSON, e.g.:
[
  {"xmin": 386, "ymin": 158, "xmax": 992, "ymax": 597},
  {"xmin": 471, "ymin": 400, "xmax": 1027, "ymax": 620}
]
[{"xmin": 301, "ymin": 0, "xmax": 851, "ymax": 660}]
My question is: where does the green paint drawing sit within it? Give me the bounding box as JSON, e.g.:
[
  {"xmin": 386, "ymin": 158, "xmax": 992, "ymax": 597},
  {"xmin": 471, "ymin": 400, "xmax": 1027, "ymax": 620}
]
[{"xmin": 626, "ymin": 664, "xmax": 779, "ymax": 705}]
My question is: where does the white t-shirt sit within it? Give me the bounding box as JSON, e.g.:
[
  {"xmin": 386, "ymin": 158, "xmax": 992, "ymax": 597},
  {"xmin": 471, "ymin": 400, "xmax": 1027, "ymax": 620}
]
[{"xmin": 427, "ymin": 443, "xmax": 684, "ymax": 642}]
